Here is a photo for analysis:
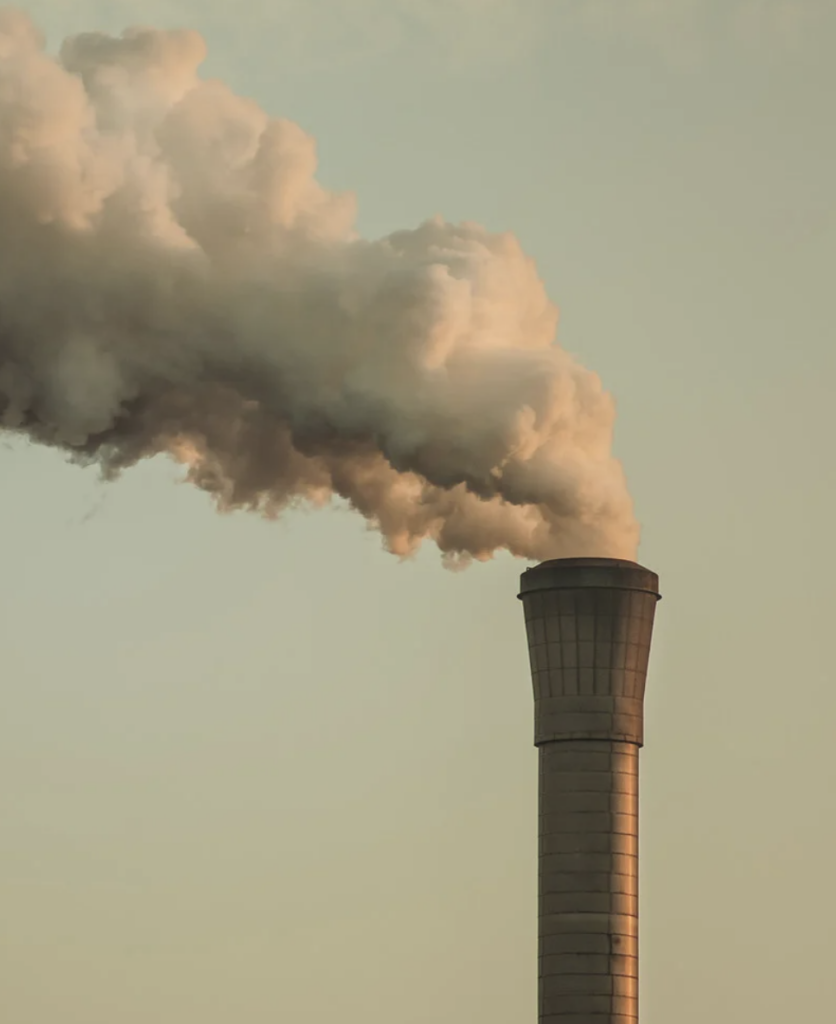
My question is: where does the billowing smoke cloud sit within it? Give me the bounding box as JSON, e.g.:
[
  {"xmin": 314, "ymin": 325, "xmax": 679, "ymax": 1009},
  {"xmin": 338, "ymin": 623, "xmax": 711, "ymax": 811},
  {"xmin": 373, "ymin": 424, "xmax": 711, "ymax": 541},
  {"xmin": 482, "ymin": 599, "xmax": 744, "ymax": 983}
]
[{"xmin": 0, "ymin": 9, "xmax": 639, "ymax": 565}]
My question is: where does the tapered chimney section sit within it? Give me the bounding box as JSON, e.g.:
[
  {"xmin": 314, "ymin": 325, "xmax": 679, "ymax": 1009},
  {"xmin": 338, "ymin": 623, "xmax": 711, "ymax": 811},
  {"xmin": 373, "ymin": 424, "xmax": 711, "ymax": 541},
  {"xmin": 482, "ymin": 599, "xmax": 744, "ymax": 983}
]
[{"xmin": 518, "ymin": 557, "xmax": 660, "ymax": 1024}]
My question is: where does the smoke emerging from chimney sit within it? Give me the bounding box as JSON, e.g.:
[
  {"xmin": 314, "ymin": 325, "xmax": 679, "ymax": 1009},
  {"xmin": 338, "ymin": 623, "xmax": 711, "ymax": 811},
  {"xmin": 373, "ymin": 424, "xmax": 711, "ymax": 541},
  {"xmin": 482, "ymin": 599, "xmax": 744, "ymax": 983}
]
[{"xmin": 0, "ymin": 10, "xmax": 639, "ymax": 566}]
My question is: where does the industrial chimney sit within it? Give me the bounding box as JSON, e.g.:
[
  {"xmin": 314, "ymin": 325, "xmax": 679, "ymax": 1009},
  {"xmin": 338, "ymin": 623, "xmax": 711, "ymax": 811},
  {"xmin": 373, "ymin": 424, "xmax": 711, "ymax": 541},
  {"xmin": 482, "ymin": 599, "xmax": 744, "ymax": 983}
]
[{"xmin": 518, "ymin": 557, "xmax": 660, "ymax": 1023}]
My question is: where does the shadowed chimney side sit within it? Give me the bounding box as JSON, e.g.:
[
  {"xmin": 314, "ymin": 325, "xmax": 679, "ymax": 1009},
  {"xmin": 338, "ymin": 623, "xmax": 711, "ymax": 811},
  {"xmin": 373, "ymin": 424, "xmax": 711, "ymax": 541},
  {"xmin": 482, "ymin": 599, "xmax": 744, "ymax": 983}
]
[{"xmin": 518, "ymin": 558, "xmax": 661, "ymax": 1024}]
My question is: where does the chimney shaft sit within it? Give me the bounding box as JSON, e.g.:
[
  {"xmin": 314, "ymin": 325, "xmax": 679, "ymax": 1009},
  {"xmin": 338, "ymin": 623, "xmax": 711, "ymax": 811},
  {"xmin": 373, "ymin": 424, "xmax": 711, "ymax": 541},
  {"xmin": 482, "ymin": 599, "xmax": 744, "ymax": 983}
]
[{"xmin": 518, "ymin": 558, "xmax": 660, "ymax": 1024}]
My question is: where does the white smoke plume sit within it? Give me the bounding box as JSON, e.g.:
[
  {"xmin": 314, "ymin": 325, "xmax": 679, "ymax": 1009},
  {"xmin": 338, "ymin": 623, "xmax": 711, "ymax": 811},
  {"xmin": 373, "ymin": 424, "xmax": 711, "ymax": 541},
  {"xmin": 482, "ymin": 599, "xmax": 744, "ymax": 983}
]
[{"xmin": 0, "ymin": 9, "xmax": 639, "ymax": 565}]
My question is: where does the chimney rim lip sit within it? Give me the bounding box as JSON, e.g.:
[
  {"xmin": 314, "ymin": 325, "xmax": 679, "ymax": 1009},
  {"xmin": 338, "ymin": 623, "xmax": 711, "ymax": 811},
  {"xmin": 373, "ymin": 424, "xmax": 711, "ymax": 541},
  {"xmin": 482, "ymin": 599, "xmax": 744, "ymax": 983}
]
[
  {"xmin": 517, "ymin": 556, "xmax": 661, "ymax": 601},
  {"xmin": 524, "ymin": 557, "xmax": 644, "ymax": 571}
]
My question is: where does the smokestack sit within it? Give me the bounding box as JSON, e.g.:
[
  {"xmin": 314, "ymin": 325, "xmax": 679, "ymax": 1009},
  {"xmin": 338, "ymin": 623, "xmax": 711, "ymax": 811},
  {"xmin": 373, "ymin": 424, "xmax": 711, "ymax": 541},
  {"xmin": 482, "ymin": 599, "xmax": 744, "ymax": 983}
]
[{"xmin": 518, "ymin": 557, "xmax": 660, "ymax": 1023}]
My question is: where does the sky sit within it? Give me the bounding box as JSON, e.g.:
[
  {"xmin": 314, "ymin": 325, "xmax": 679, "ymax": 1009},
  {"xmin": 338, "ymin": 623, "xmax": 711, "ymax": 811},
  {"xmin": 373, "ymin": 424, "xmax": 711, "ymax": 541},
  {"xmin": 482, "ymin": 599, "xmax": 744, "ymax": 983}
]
[{"xmin": 0, "ymin": 2, "xmax": 834, "ymax": 1022}]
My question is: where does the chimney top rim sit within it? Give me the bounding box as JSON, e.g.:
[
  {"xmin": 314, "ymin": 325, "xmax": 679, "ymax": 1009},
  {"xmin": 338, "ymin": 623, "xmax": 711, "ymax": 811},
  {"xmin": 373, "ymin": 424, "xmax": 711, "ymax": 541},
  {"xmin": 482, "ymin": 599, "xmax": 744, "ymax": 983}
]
[
  {"xmin": 518, "ymin": 557, "xmax": 660, "ymax": 600},
  {"xmin": 526, "ymin": 557, "xmax": 643, "ymax": 571}
]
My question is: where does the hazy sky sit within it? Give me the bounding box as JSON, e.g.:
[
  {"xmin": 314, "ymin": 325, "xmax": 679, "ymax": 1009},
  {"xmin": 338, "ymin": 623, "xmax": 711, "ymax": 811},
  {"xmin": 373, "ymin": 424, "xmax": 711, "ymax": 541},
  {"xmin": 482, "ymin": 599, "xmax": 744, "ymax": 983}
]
[{"xmin": 1, "ymin": 2, "xmax": 834, "ymax": 1023}]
